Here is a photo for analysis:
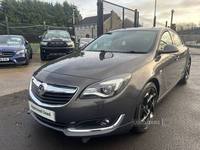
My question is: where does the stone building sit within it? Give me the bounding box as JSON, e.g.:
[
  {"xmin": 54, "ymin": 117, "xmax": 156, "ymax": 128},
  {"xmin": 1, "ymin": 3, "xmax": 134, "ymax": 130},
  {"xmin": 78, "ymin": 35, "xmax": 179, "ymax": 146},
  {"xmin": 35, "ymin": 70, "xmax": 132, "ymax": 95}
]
[{"xmin": 74, "ymin": 11, "xmax": 121, "ymax": 42}]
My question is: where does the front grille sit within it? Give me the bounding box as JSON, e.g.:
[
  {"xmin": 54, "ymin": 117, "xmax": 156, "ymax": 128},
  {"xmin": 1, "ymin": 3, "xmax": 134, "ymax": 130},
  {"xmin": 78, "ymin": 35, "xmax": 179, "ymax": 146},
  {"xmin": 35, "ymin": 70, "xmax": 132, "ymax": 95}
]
[
  {"xmin": 48, "ymin": 42, "xmax": 66, "ymax": 47},
  {"xmin": 0, "ymin": 52, "xmax": 15, "ymax": 58},
  {"xmin": 31, "ymin": 78, "xmax": 77, "ymax": 105}
]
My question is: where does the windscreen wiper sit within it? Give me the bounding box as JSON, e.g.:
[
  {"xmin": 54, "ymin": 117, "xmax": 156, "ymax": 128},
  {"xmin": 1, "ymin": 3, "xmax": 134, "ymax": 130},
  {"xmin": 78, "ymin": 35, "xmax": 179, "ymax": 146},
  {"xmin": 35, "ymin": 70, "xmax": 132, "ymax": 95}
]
[{"xmin": 123, "ymin": 51, "xmax": 137, "ymax": 53}]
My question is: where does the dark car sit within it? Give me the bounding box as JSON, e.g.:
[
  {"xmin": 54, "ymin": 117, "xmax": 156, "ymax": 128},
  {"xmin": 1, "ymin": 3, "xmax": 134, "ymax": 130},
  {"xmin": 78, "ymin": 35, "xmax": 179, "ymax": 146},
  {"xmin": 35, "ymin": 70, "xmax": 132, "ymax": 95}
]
[
  {"xmin": 0, "ymin": 35, "xmax": 32, "ymax": 65},
  {"xmin": 28, "ymin": 27, "xmax": 191, "ymax": 138},
  {"xmin": 39, "ymin": 30, "xmax": 75, "ymax": 61},
  {"xmin": 78, "ymin": 38, "xmax": 94, "ymax": 50}
]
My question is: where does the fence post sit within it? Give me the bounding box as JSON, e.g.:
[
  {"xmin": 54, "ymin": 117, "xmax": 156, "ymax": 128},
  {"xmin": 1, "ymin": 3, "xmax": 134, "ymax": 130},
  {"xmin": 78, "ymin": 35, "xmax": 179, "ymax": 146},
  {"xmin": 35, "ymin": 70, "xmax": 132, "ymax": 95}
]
[
  {"xmin": 97, "ymin": 0, "xmax": 104, "ymax": 37},
  {"xmin": 5, "ymin": 17, "xmax": 10, "ymax": 35},
  {"xmin": 165, "ymin": 21, "xmax": 168, "ymax": 27},
  {"xmin": 92, "ymin": 26, "xmax": 94, "ymax": 38},
  {"xmin": 134, "ymin": 9, "xmax": 138, "ymax": 27},
  {"xmin": 44, "ymin": 21, "xmax": 46, "ymax": 31},
  {"xmin": 122, "ymin": 8, "xmax": 125, "ymax": 28}
]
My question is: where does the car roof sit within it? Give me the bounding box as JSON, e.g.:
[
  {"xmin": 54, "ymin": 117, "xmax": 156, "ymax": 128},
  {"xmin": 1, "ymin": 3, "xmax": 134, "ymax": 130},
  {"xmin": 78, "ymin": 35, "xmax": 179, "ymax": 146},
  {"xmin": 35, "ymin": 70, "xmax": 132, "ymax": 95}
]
[
  {"xmin": 46, "ymin": 30, "xmax": 68, "ymax": 32},
  {"xmin": 80, "ymin": 38, "xmax": 93, "ymax": 40},
  {"xmin": 110, "ymin": 27, "xmax": 171, "ymax": 33}
]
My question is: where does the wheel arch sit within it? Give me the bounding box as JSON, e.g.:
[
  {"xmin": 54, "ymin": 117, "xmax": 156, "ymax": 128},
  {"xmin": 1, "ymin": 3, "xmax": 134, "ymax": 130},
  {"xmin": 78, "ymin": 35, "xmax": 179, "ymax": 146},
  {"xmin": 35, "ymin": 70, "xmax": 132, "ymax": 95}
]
[{"xmin": 147, "ymin": 78, "xmax": 160, "ymax": 97}]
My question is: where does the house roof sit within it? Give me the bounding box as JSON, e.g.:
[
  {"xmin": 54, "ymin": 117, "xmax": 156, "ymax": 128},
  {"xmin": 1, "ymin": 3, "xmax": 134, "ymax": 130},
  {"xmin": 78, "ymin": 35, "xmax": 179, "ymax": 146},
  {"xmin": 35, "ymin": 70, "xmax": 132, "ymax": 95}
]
[{"xmin": 75, "ymin": 14, "xmax": 111, "ymax": 26}]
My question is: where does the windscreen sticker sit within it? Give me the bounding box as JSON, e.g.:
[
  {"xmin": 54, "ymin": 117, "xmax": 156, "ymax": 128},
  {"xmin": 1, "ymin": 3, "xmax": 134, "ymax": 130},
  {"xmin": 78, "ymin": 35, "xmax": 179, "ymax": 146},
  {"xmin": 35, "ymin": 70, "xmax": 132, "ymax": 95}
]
[
  {"xmin": 122, "ymin": 41, "xmax": 126, "ymax": 46},
  {"xmin": 10, "ymin": 38, "xmax": 21, "ymax": 41}
]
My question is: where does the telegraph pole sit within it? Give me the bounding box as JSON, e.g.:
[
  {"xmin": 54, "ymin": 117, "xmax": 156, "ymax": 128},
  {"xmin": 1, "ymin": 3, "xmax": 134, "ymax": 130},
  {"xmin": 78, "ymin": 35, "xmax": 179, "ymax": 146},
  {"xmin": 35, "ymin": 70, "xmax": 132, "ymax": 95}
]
[
  {"xmin": 6, "ymin": 17, "xmax": 10, "ymax": 35},
  {"xmin": 170, "ymin": 9, "xmax": 175, "ymax": 28},
  {"xmin": 153, "ymin": 0, "xmax": 157, "ymax": 27},
  {"xmin": 97, "ymin": 0, "xmax": 104, "ymax": 37}
]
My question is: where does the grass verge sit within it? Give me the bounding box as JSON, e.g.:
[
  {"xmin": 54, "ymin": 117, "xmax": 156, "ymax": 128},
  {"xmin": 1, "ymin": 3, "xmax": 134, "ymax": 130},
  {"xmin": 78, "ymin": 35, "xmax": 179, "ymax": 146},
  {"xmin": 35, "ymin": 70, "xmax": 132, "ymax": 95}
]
[{"xmin": 30, "ymin": 43, "xmax": 40, "ymax": 46}]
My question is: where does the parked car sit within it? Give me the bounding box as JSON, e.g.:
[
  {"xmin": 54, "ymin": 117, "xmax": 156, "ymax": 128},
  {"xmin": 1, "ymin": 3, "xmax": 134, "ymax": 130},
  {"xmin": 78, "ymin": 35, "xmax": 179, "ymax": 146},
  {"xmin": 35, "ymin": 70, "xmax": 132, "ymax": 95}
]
[
  {"xmin": 0, "ymin": 35, "xmax": 32, "ymax": 65},
  {"xmin": 78, "ymin": 38, "xmax": 94, "ymax": 50},
  {"xmin": 28, "ymin": 27, "xmax": 191, "ymax": 138},
  {"xmin": 39, "ymin": 30, "xmax": 75, "ymax": 61}
]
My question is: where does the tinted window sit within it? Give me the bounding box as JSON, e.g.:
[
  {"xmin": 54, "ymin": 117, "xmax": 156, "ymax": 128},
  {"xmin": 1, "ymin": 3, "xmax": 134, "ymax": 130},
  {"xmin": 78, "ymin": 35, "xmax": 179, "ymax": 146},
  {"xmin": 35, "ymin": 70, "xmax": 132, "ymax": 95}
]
[
  {"xmin": 0, "ymin": 36, "xmax": 23, "ymax": 45},
  {"xmin": 44, "ymin": 30, "xmax": 70, "ymax": 39},
  {"xmin": 170, "ymin": 31, "xmax": 182, "ymax": 46},
  {"xmin": 159, "ymin": 32, "xmax": 172, "ymax": 50},
  {"xmin": 85, "ymin": 31, "xmax": 157, "ymax": 53}
]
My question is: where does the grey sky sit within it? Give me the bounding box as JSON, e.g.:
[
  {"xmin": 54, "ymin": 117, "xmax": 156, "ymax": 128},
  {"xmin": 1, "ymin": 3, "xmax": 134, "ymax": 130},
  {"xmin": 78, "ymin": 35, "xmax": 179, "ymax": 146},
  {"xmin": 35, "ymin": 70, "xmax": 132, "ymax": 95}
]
[{"xmin": 48, "ymin": 0, "xmax": 200, "ymax": 26}]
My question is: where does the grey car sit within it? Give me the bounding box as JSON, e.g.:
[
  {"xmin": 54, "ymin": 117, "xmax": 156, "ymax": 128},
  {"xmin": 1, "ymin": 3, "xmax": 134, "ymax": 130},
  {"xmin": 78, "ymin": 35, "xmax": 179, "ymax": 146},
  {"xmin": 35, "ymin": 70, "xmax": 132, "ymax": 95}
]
[{"xmin": 28, "ymin": 27, "xmax": 191, "ymax": 138}]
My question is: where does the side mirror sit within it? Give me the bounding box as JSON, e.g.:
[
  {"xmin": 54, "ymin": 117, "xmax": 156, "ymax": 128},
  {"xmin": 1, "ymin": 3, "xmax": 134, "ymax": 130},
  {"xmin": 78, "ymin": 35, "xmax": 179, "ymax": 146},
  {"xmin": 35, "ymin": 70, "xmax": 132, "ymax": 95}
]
[
  {"xmin": 80, "ymin": 44, "xmax": 87, "ymax": 50},
  {"xmin": 39, "ymin": 35, "xmax": 42, "ymax": 39},
  {"xmin": 158, "ymin": 44, "xmax": 179, "ymax": 55},
  {"xmin": 99, "ymin": 52, "xmax": 114, "ymax": 61},
  {"xmin": 71, "ymin": 36, "xmax": 75, "ymax": 41},
  {"xmin": 25, "ymin": 41, "xmax": 29, "ymax": 45}
]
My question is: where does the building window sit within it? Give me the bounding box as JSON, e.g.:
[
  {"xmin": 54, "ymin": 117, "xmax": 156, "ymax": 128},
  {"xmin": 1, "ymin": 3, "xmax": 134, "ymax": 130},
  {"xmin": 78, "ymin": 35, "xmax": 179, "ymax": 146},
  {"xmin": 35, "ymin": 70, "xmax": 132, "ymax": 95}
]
[
  {"xmin": 93, "ymin": 25, "xmax": 95, "ymax": 29},
  {"xmin": 80, "ymin": 26, "xmax": 82, "ymax": 29},
  {"xmin": 85, "ymin": 26, "xmax": 87, "ymax": 29},
  {"xmin": 89, "ymin": 25, "xmax": 90, "ymax": 29}
]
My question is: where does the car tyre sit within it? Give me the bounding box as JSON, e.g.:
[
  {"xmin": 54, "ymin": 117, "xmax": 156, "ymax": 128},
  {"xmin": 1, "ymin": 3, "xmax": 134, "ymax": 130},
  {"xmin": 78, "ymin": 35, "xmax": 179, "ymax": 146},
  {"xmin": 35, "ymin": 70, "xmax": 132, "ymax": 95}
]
[
  {"xmin": 179, "ymin": 60, "xmax": 191, "ymax": 84},
  {"xmin": 41, "ymin": 53, "xmax": 47, "ymax": 61},
  {"xmin": 133, "ymin": 82, "xmax": 158, "ymax": 133},
  {"xmin": 30, "ymin": 50, "xmax": 33, "ymax": 59}
]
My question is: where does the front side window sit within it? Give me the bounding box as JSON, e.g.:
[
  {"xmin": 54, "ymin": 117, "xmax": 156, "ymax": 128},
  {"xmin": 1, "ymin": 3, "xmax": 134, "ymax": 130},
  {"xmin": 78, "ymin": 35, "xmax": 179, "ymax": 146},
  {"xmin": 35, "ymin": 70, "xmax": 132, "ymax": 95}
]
[
  {"xmin": 170, "ymin": 31, "xmax": 182, "ymax": 46},
  {"xmin": 85, "ymin": 31, "xmax": 157, "ymax": 53},
  {"xmin": 159, "ymin": 31, "xmax": 172, "ymax": 50}
]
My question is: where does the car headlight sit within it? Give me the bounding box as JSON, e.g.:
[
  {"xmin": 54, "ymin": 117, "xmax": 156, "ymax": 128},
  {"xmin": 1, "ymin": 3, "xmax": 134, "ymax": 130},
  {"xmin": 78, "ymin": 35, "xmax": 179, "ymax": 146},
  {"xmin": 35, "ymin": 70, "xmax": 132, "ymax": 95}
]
[
  {"xmin": 67, "ymin": 41, "xmax": 74, "ymax": 46},
  {"xmin": 15, "ymin": 50, "xmax": 25, "ymax": 55},
  {"xmin": 40, "ymin": 42, "xmax": 48, "ymax": 46},
  {"xmin": 80, "ymin": 73, "xmax": 132, "ymax": 99}
]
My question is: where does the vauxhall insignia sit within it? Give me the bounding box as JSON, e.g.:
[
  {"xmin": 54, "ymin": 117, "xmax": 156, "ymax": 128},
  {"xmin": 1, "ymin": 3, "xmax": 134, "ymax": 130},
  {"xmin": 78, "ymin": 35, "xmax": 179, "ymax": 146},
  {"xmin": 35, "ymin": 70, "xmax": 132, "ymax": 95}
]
[{"xmin": 38, "ymin": 84, "xmax": 45, "ymax": 95}]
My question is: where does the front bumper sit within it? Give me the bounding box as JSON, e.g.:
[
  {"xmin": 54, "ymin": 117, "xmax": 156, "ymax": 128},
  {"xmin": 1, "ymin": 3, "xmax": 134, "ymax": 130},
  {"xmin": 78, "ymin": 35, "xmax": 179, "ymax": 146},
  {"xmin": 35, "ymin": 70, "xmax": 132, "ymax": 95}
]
[
  {"xmin": 40, "ymin": 46, "xmax": 74, "ymax": 56},
  {"xmin": 28, "ymin": 76, "xmax": 139, "ymax": 137},
  {"xmin": 0, "ymin": 54, "xmax": 27, "ymax": 65}
]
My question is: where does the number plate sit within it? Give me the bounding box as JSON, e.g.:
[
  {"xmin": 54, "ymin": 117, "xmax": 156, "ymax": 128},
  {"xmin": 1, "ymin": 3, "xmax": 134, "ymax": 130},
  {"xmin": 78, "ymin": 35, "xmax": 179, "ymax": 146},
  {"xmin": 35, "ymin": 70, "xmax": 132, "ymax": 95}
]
[
  {"xmin": 29, "ymin": 101, "xmax": 56, "ymax": 122},
  {"xmin": 0, "ymin": 58, "xmax": 9, "ymax": 61}
]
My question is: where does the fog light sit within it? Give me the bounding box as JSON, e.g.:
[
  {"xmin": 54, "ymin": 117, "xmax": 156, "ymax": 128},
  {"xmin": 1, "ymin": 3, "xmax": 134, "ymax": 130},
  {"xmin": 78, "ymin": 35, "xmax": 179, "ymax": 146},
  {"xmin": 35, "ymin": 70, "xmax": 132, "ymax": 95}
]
[{"xmin": 100, "ymin": 119, "xmax": 110, "ymax": 126}]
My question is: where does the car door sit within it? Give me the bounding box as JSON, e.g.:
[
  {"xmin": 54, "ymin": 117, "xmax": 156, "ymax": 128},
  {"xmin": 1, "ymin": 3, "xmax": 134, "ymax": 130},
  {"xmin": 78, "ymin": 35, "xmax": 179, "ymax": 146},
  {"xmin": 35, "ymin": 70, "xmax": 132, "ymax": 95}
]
[
  {"xmin": 169, "ymin": 31, "xmax": 187, "ymax": 78},
  {"xmin": 158, "ymin": 31, "xmax": 179, "ymax": 90}
]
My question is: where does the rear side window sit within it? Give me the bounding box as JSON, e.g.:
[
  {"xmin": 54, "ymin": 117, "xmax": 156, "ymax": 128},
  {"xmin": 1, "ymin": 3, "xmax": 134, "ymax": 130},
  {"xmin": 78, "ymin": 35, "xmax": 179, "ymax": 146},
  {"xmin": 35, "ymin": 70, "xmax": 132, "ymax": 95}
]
[
  {"xmin": 170, "ymin": 31, "xmax": 182, "ymax": 46},
  {"xmin": 159, "ymin": 32, "xmax": 172, "ymax": 50}
]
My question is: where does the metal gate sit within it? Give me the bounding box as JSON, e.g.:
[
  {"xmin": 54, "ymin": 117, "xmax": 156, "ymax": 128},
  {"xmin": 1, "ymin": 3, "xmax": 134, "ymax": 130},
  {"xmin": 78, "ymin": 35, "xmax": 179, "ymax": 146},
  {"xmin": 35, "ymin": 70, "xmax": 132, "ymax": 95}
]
[{"xmin": 97, "ymin": 0, "xmax": 139, "ymax": 37}]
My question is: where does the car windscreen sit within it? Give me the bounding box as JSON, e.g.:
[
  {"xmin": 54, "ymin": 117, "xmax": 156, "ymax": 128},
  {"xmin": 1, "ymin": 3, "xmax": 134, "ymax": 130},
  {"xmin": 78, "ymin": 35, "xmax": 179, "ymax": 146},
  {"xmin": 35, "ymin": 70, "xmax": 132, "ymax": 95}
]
[
  {"xmin": 0, "ymin": 36, "xmax": 23, "ymax": 45},
  {"xmin": 84, "ymin": 30, "xmax": 157, "ymax": 53},
  {"xmin": 44, "ymin": 30, "xmax": 70, "ymax": 39}
]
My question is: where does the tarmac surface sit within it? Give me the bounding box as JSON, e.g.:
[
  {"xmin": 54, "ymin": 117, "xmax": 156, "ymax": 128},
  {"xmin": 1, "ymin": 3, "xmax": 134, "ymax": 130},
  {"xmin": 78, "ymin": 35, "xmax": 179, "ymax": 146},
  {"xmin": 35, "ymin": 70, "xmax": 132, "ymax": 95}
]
[
  {"xmin": 0, "ymin": 48, "xmax": 200, "ymax": 150},
  {"xmin": 0, "ymin": 46, "xmax": 45, "ymax": 96}
]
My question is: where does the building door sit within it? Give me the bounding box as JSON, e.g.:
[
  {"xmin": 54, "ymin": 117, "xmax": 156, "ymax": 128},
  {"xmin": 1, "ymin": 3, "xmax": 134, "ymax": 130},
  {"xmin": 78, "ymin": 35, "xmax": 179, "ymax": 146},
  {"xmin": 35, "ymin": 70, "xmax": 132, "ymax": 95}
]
[{"xmin": 86, "ymin": 34, "xmax": 90, "ymax": 38}]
